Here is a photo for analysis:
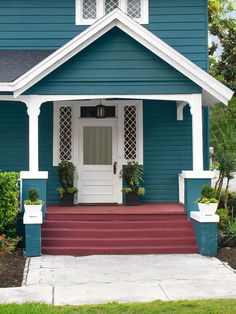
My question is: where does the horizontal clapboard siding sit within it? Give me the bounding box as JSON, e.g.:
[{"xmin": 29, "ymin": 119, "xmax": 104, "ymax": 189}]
[
  {"xmin": 0, "ymin": 101, "xmax": 28, "ymax": 171},
  {"xmin": 142, "ymin": 100, "xmax": 192, "ymax": 203},
  {"xmin": 39, "ymin": 102, "xmax": 60, "ymax": 204},
  {"xmin": 0, "ymin": 100, "xmax": 203, "ymax": 204},
  {"xmin": 0, "ymin": 101, "xmax": 59, "ymax": 203},
  {"xmin": 26, "ymin": 28, "xmax": 201, "ymax": 95},
  {"xmin": 0, "ymin": 0, "xmax": 208, "ymax": 69}
]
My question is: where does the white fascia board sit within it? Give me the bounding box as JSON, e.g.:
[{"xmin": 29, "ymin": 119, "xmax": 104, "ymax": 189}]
[
  {"xmin": 0, "ymin": 83, "xmax": 14, "ymax": 92},
  {"xmin": 0, "ymin": 8, "xmax": 232, "ymax": 104}
]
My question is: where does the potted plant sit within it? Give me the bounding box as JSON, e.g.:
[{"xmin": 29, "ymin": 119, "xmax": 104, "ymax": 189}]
[
  {"xmin": 24, "ymin": 188, "xmax": 43, "ymax": 214},
  {"xmin": 120, "ymin": 161, "xmax": 145, "ymax": 206},
  {"xmin": 57, "ymin": 161, "xmax": 78, "ymax": 206},
  {"xmin": 196, "ymin": 185, "xmax": 218, "ymax": 215}
]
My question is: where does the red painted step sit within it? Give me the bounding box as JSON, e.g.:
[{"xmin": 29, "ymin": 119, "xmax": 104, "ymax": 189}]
[
  {"xmin": 42, "ymin": 245, "xmax": 199, "ymax": 255},
  {"xmin": 42, "ymin": 236, "xmax": 196, "ymax": 247},
  {"xmin": 43, "ymin": 220, "xmax": 193, "ymax": 229},
  {"xmin": 42, "ymin": 204, "xmax": 199, "ymax": 255},
  {"xmin": 45, "ymin": 213, "xmax": 187, "ymax": 221},
  {"xmin": 42, "ymin": 227, "xmax": 195, "ymax": 238}
]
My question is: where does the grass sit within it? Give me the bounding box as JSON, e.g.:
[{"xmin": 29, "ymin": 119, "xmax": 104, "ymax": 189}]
[
  {"xmin": 0, "ymin": 263, "xmax": 3, "ymax": 274},
  {"xmin": 0, "ymin": 300, "xmax": 236, "ymax": 314}
]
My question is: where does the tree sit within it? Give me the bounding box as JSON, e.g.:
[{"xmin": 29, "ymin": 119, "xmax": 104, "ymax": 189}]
[
  {"xmin": 209, "ymin": 0, "xmax": 236, "ymax": 208},
  {"xmin": 208, "ymin": 0, "xmax": 236, "ymax": 91},
  {"xmin": 210, "ymin": 98, "xmax": 236, "ymax": 208}
]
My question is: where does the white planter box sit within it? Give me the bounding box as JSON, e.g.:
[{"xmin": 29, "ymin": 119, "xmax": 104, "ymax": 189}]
[
  {"xmin": 198, "ymin": 202, "xmax": 218, "ymax": 215},
  {"xmin": 24, "ymin": 204, "xmax": 43, "ymax": 215}
]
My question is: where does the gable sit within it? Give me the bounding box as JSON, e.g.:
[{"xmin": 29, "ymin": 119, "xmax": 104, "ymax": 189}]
[{"xmin": 25, "ymin": 28, "xmax": 200, "ymax": 95}]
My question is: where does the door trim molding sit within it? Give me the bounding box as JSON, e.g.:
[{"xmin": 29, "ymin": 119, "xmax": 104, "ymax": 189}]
[{"xmin": 53, "ymin": 99, "xmax": 143, "ymax": 204}]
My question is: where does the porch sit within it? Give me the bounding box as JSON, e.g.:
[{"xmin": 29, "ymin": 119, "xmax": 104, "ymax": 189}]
[{"xmin": 41, "ymin": 203, "xmax": 198, "ymax": 255}]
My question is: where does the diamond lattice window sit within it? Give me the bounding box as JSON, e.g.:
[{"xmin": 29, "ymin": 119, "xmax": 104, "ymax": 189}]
[
  {"xmin": 105, "ymin": 0, "xmax": 119, "ymax": 14},
  {"xmin": 127, "ymin": 0, "xmax": 141, "ymax": 18},
  {"xmin": 77, "ymin": 0, "xmax": 147, "ymax": 24},
  {"xmin": 59, "ymin": 107, "xmax": 72, "ymax": 161},
  {"xmin": 83, "ymin": 0, "xmax": 97, "ymax": 19},
  {"xmin": 124, "ymin": 106, "xmax": 137, "ymax": 160}
]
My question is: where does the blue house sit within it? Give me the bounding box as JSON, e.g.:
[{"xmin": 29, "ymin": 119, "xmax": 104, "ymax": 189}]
[{"xmin": 0, "ymin": 0, "xmax": 233, "ymax": 256}]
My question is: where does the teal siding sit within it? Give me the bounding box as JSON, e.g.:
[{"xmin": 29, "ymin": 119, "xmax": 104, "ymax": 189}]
[
  {"xmin": 0, "ymin": 101, "xmax": 59, "ymax": 204},
  {"xmin": 26, "ymin": 28, "xmax": 201, "ymax": 95},
  {"xmin": 0, "ymin": 101, "xmax": 28, "ymax": 171},
  {"xmin": 0, "ymin": 0, "xmax": 208, "ymax": 69},
  {"xmin": 142, "ymin": 100, "xmax": 192, "ymax": 203},
  {"xmin": 39, "ymin": 102, "xmax": 60, "ymax": 204},
  {"xmin": 0, "ymin": 100, "xmax": 208, "ymax": 204}
]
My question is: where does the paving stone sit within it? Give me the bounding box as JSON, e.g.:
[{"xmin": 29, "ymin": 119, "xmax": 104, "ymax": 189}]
[
  {"xmin": 54, "ymin": 282, "xmax": 168, "ymax": 305},
  {"xmin": 3, "ymin": 254, "xmax": 234, "ymax": 305},
  {"xmin": 0, "ymin": 285, "xmax": 53, "ymax": 304},
  {"xmin": 159, "ymin": 279, "xmax": 236, "ymax": 300}
]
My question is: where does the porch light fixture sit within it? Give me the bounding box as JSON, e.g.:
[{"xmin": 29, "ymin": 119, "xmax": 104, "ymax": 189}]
[{"xmin": 96, "ymin": 101, "xmax": 105, "ymax": 118}]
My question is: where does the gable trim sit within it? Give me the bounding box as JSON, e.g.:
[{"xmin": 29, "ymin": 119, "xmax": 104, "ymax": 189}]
[{"xmin": 0, "ymin": 9, "xmax": 233, "ymax": 104}]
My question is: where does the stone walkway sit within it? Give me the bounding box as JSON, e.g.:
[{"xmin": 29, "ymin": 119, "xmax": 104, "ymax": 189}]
[{"xmin": 1, "ymin": 254, "xmax": 236, "ymax": 305}]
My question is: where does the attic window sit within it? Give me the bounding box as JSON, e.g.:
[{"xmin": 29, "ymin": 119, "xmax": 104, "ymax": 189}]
[{"xmin": 76, "ymin": 0, "xmax": 148, "ymax": 25}]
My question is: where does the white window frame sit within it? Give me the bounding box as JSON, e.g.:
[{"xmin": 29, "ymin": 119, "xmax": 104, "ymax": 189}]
[{"xmin": 76, "ymin": 0, "xmax": 149, "ymax": 25}]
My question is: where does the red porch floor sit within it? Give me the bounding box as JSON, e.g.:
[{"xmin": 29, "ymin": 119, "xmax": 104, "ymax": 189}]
[
  {"xmin": 47, "ymin": 203, "xmax": 185, "ymax": 214},
  {"xmin": 42, "ymin": 203, "xmax": 199, "ymax": 255}
]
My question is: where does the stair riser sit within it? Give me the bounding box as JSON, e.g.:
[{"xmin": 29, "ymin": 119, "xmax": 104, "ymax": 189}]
[
  {"xmin": 43, "ymin": 221, "xmax": 192, "ymax": 229},
  {"xmin": 42, "ymin": 238, "xmax": 196, "ymax": 247},
  {"xmin": 46, "ymin": 214, "xmax": 187, "ymax": 221},
  {"xmin": 42, "ymin": 229, "xmax": 195, "ymax": 238},
  {"xmin": 42, "ymin": 247, "xmax": 199, "ymax": 255}
]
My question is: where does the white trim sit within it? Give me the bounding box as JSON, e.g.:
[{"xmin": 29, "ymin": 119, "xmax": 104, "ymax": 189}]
[
  {"xmin": 25, "ymin": 99, "xmax": 42, "ymax": 172},
  {"xmin": 0, "ymin": 9, "xmax": 232, "ymax": 104},
  {"xmin": 20, "ymin": 171, "xmax": 48, "ymax": 179},
  {"xmin": 0, "ymin": 93, "xmax": 224, "ymax": 107},
  {"xmin": 181, "ymin": 171, "xmax": 214, "ymax": 179},
  {"xmin": 178, "ymin": 174, "xmax": 185, "ymax": 204},
  {"xmin": 75, "ymin": 0, "xmax": 149, "ymax": 25},
  {"xmin": 53, "ymin": 99, "xmax": 143, "ymax": 204},
  {"xmin": 190, "ymin": 211, "xmax": 219, "ymax": 223},
  {"xmin": 189, "ymin": 94, "xmax": 203, "ymax": 172}
]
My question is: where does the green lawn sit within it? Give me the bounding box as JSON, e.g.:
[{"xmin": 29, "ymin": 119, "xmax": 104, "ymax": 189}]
[{"xmin": 0, "ymin": 300, "xmax": 236, "ymax": 314}]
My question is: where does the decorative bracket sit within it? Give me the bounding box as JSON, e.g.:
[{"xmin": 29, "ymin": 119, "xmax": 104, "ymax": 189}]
[
  {"xmin": 176, "ymin": 101, "xmax": 188, "ymax": 121},
  {"xmin": 26, "ymin": 100, "xmax": 42, "ymax": 117}
]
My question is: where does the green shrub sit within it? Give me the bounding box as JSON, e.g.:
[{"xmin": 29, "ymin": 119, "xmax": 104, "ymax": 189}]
[
  {"xmin": 217, "ymin": 208, "xmax": 230, "ymax": 230},
  {"xmin": 227, "ymin": 218, "xmax": 236, "ymax": 242},
  {"xmin": 24, "ymin": 188, "xmax": 43, "ymax": 205},
  {"xmin": 120, "ymin": 161, "xmax": 144, "ymax": 193},
  {"xmin": 0, "ymin": 172, "xmax": 20, "ymax": 237}
]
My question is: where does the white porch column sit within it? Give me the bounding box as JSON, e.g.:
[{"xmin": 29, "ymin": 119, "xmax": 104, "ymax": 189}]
[
  {"xmin": 189, "ymin": 94, "xmax": 203, "ymax": 172},
  {"xmin": 25, "ymin": 99, "xmax": 42, "ymax": 172}
]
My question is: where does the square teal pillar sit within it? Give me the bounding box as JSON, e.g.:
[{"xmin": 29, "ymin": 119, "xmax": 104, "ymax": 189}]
[
  {"xmin": 20, "ymin": 171, "xmax": 48, "ymax": 219},
  {"xmin": 24, "ymin": 224, "xmax": 42, "ymax": 257},
  {"xmin": 191, "ymin": 211, "xmax": 219, "ymax": 256},
  {"xmin": 181, "ymin": 171, "xmax": 214, "ymax": 219}
]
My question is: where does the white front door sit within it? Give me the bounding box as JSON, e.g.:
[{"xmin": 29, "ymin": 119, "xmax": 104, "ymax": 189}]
[{"xmin": 78, "ymin": 119, "xmax": 118, "ymax": 203}]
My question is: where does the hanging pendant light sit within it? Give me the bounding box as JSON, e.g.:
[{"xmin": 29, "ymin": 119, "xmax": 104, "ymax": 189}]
[{"xmin": 96, "ymin": 100, "xmax": 105, "ymax": 118}]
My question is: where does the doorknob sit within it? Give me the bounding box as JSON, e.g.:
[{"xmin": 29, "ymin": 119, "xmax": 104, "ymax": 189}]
[{"xmin": 113, "ymin": 162, "xmax": 117, "ymax": 175}]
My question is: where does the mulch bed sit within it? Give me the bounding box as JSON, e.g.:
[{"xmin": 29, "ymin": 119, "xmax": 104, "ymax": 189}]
[
  {"xmin": 217, "ymin": 247, "xmax": 236, "ymax": 270},
  {"xmin": 0, "ymin": 249, "xmax": 26, "ymax": 287}
]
